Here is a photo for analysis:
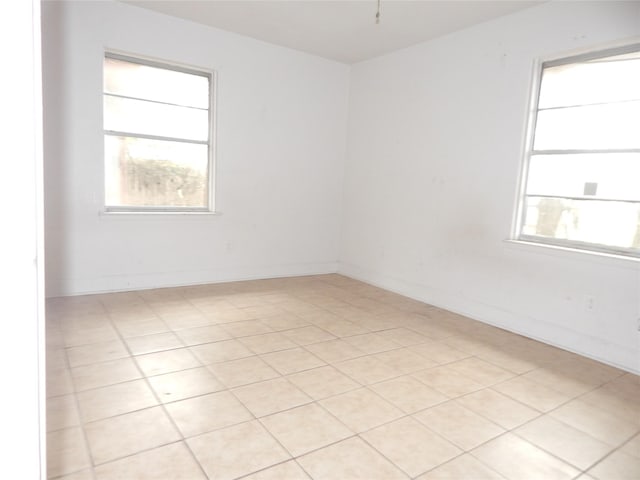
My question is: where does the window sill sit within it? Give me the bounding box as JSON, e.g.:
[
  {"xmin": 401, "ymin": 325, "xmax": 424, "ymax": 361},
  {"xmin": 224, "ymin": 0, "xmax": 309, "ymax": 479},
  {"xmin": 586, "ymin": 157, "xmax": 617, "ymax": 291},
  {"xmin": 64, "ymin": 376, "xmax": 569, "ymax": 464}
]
[
  {"xmin": 503, "ymin": 239, "xmax": 640, "ymax": 270},
  {"xmin": 99, "ymin": 210, "xmax": 222, "ymax": 219}
]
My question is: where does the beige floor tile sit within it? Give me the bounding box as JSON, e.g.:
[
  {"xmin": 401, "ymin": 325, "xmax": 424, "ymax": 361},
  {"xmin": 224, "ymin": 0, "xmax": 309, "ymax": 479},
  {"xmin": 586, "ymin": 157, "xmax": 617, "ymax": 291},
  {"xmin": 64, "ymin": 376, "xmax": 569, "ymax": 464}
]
[
  {"xmin": 47, "ymin": 367, "xmax": 75, "ymax": 397},
  {"xmin": 148, "ymin": 366, "xmax": 225, "ymax": 403},
  {"xmin": 589, "ymin": 450, "xmax": 640, "ymax": 480},
  {"xmin": 552, "ymin": 357, "xmax": 624, "ymax": 386},
  {"xmin": 208, "ymin": 306, "xmax": 254, "ymax": 323},
  {"xmin": 447, "ymin": 357, "xmax": 515, "ymax": 387},
  {"xmin": 377, "ymin": 327, "xmax": 430, "ymax": 346},
  {"xmin": 523, "ymin": 368, "xmax": 600, "ymax": 398},
  {"xmin": 260, "ymin": 313, "xmax": 310, "ymax": 331},
  {"xmin": 94, "ymin": 442, "xmax": 206, "ymax": 479},
  {"xmin": 241, "ymin": 304, "xmax": 289, "ymax": 319},
  {"xmin": 85, "ymin": 406, "xmax": 180, "ymax": 465},
  {"xmin": 47, "ymin": 394, "xmax": 80, "ymax": 432},
  {"xmin": 607, "ymin": 373, "xmax": 640, "ymax": 401},
  {"xmin": 66, "ymin": 339, "xmax": 129, "ymax": 367},
  {"xmin": 319, "ymin": 387, "xmax": 403, "ymax": 433},
  {"xmin": 281, "ymin": 326, "xmax": 337, "ymax": 345},
  {"xmin": 242, "ymin": 460, "xmax": 310, "ymax": 480},
  {"xmin": 342, "ymin": 332, "xmax": 401, "ymax": 354},
  {"xmin": 108, "ymin": 307, "xmax": 155, "ymax": 321},
  {"xmin": 457, "ymin": 389, "xmax": 540, "ymax": 429},
  {"xmin": 47, "ymin": 346, "xmax": 69, "ymax": 371},
  {"xmin": 260, "ymin": 347, "xmax": 326, "ymax": 375},
  {"xmin": 260, "ymin": 403, "xmax": 353, "ymax": 456},
  {"xmin": 174, "ymin": 325, "xmax": 231, "ymax": 346},
  {"xmin": 63, "ymin": 323, "xmax": 119, "ymax": 347},
  {"xmin": 550, "ymin": 399, "xmax": 639, "ymax": 445},
  {"xmin": 363, "ymin": 416, "xmax": 461, "ymax": 477},
  {"xmin": 47, "ymin": 427, "xmax": 91, "ymax": 478},
  {"xmin": 287, "ymin": 365, "xmax": 360, "ymax": 400},
  {"xmin": 621, "ymin": 434, "xmax": 640, "ymax": 459},
  {"xmin": 165, "ymin": 390, "xmax": 253, "ymax": 438},
  {"xmin": 478, "ymin": 347, "xmax": 540, "ymax": 374},
  {"xmin": 233, "ymin": 377, "xmax": 312, "ymax": 417},
  {"xmin": 472, "ymin": 433, "xmax": 580, "ymax": 480},
  {"xmin": 220, "ymin": 319, "xmax": 273, "ymax": 338},
  {"xmin": 297, "ymin": 437, "xmax": 407, "ymax": 480},
  {"xmin": 371, "ymin": 375, "xmax": 448, "ymax": 414},
  {"xmin": 412, "ymin": 365, "xmax": 484, "ymax": 398},
  {"xmin": 408, "ymin": 322, "xmax": 458, "ymax": 342},
  {"xmin": 239, "ymin": 332, "xmax": 298, "ymax": 354},
  {"xmin": 112, "ymin": 317, "xmax": 169, "ymax": 338},
  {"xmin": 135, "ymin": 348, "xmax": 201, "ymax": 377},
  {"xmin": 281, "ymin": 301, "xmax": 325, "ymax": 316},
  {"xmin": 161, "ymin": 311, "xmax": 212, "ymax": 330},
  {"xmin": 580, "ymin": 385, "xmax": 640, "ymax": 426},
  {"xmin": 71, "ymin": 357, "xmax": 141, "ymax": 391},
  {"xmin": 188, "ymin": 300, "xmax": 234, "ymax": 315},
  {"xmin": 373, "ymin": 348, "xmax": 437, "ymax": 374},
  {"xmin": 493, "ymin": 376, "xmax": 569, "ymax": 412},
  {"xmin": 515, "ymin": 416, "xmax": 614, "ymax": 470},
  {"xmin": 414, "ymin": 401, "xmax": 505, "ymax": 450},
  {"xmin": 443, "ymin": 335, "xmax": 494, "ymax": 355},
  {"xmin": 334, "ymin": 355, "xmax": 401, "ymax": 385},
  {"xmin": 189, "ymin": 339, "xmax": 253, "ymax": 364},
  {"xmin": 187, "ymin": 420, "xmax": 290, "ymax": 480},
  {"xmin": 77, "ymin": 379, "xmax": 157, "ymax": 422},
  {"xmin": 225, "ymin": 293, "xmax": 267, "ymax": 308},
  {"xmin": 314, "ymin": 319, "xmax": 369, "ymax": 337},
  {"xmin": 305, "ymin": 339, "xmax": 366, "ymax": 363},
  {"xmin": 56, "ymin": 469, "xmax": 95, "ymax": 480},
  {"xmin": 417, "ymin": 454, "xmax": 506, "ymax": 479},
  {"xmin": 125, "ymin": 332, "xmax": 184, "ymax": 355},
  {"xmin": 409, "ymin": 341, "xmax": 471, "ymax": 364},
  {"xmin": 207, "ymin": 356, "xmax": 279, "ymax": 388}
]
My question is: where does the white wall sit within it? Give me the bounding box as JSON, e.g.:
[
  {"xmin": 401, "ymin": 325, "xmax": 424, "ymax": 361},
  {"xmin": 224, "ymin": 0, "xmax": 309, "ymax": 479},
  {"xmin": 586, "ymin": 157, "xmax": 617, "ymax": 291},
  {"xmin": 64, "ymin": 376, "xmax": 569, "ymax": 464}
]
[
  {"xmin": 42, "ymin": 0, "xmax": 349, "ymax": 297},
  {"xmin": 341, "ymin": 1, "xmax": 640, "ymax": 372},
  {"xmin": 0, "ymin": 0, "xmax": 45, "ymax": 477}
]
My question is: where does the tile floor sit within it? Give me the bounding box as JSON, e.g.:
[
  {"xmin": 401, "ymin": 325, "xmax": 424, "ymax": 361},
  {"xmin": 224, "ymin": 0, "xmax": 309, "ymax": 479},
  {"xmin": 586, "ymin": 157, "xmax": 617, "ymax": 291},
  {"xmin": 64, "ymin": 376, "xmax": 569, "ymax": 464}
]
[{"xmin": 46, "ymin": 274, "xmax": 640, "ymax": 480}]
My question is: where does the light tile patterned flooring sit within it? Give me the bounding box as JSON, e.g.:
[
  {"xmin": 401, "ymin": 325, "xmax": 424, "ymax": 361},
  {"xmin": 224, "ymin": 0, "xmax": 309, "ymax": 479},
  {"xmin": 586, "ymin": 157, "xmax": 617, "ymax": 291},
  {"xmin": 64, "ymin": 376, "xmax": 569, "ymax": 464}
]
[{"xmin": 46, "ymin": 274, "xmax": 640, "ymax": 480}]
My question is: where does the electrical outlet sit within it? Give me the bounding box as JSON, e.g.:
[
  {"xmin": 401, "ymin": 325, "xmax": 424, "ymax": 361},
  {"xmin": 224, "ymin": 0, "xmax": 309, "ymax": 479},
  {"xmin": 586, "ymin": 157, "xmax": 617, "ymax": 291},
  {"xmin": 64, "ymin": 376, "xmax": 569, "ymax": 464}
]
[{"xmin": 584, "ymin": 295, "xmax": 595, "ymax": 311}]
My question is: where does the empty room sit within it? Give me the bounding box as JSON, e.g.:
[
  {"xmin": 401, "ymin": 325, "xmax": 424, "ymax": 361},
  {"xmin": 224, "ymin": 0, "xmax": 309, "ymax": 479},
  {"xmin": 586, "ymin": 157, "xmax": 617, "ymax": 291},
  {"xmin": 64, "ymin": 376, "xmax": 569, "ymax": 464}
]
[{"xmin": 2, "ymin": 0, "xmax": 639, "ymax": 479}]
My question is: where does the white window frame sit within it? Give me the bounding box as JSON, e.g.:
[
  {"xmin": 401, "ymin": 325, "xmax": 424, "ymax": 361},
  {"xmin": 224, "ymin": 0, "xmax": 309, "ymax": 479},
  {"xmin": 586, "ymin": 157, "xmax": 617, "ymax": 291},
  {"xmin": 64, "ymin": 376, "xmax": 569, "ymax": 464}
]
[
  {"xmin": 103, "ymin": 51, "xmax": 216, "ymax": 214},
  {"xmin": 514, "ymin": 43, "xmax": 640, "ymax": 259}
]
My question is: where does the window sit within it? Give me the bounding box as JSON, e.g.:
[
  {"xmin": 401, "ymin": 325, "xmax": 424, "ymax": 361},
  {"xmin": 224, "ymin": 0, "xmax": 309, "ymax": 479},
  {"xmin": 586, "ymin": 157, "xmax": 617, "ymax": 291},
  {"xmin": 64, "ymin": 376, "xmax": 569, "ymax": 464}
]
[
  {"xmin": 103, "ymin": 53, "xmax": 214, "ymax": 212},
  {"xmin": 517, "ymin": 44, "xmax": 640, "ymax": 257}
]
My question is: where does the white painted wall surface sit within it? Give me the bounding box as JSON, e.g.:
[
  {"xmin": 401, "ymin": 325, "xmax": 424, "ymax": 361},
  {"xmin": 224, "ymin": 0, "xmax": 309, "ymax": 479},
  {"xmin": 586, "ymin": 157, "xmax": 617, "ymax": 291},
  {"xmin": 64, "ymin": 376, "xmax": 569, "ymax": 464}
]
[
  {"xmin": 341, "ymin": 1, "xmax": 640, "ymax": 372},
  {"xmin": 0, "ymin": 0, "xmax": 45, "ymax": 476},
  {"xmin": 42, "ymin": 0, "xmax": 349, "ymax": 297}
]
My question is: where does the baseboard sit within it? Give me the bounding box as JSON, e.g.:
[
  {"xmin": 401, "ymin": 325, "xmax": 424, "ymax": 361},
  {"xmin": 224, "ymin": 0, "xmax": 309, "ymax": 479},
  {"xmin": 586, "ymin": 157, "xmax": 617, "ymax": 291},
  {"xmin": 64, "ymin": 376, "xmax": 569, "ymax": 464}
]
[
  {"xmin": 46, "ymin": 261, "xmax": 339, "ymax": 298},
  {"xmin": 338, "ymin": 261, "xmax": 640, "ymax": 375}
]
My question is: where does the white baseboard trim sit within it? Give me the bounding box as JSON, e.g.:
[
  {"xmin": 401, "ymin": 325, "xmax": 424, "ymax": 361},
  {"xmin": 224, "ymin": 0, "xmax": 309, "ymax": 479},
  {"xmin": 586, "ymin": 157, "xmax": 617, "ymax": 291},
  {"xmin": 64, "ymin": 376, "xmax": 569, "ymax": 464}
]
[
  {"xmin": 338, "ymin": 262, "xmax": 639, "ymax": 375},
  {"xmin": 47, "ymin": 261, "xmax": 339, "ymax": 297}
]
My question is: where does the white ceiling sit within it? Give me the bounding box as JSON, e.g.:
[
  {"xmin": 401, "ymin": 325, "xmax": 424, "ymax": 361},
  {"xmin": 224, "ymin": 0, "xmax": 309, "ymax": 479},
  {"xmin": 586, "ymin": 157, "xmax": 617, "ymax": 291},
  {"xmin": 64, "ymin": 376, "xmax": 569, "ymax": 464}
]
[{"xmin": 123, "ymin": 0, "xmax": 545, "ymax": 64}]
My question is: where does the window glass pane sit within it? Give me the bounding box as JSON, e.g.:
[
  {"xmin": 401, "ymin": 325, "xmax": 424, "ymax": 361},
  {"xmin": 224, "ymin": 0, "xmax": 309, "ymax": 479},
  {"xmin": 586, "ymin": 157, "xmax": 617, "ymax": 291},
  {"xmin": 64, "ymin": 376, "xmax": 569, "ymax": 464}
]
[
  {"xmin": 522, "ymin": 196, "xmax": 640, "ymax": 251},
  {"xmin": 539, "ymin": 52, "xmax": 640, "ymax": 109},
  {"xmin": 105, "ymin": 135, "xmax": 208, "ymax": 208},
  {"xmin": 104, "ymin": 95, "xmax": 209, "ymax": 142},
  {"xmin": 104, "ymin": 57, "xmax": 209, "ymax": 109},
  {"xmin": 526, "ymin": 153, "xmax": 640, "ymax": 201},
  {"xmin": 533, "ymin": 101, "xmax": 640, "ymax": 150}
]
